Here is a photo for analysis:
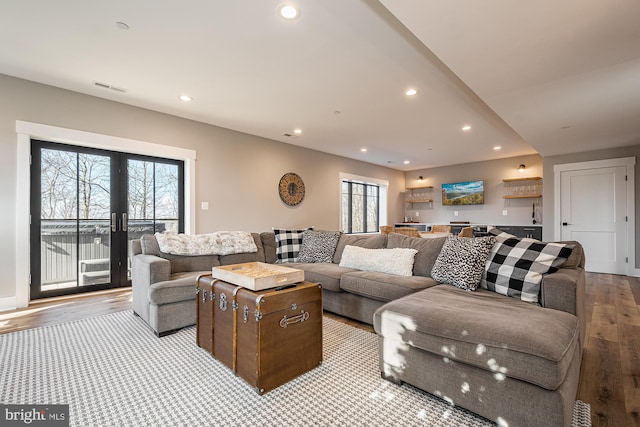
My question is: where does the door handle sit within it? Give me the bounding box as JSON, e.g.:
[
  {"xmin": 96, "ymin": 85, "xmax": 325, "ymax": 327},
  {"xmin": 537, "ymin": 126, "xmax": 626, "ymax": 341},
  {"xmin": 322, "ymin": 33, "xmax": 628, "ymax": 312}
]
[
  {"xmin": 111, "ymin": 213, "xmax": 117, "ymax": 232},
  {"xmin": 122, "ymin": 212, "xmax": 128, "ymax": 232},
  {"xmin": 562, "ymin": 222, "xmax": 570, "ymax": 226}
]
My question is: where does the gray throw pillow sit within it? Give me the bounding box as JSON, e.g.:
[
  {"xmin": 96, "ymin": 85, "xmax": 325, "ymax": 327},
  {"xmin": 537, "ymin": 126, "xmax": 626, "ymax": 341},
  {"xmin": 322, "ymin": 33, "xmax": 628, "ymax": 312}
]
[
  {"xmin": 431, "ymin": 235, "xmax": 496, "ymax": 291},
  {"xmin": 297, "ymin": 230, "xmax": 342, "ymax": 263}
]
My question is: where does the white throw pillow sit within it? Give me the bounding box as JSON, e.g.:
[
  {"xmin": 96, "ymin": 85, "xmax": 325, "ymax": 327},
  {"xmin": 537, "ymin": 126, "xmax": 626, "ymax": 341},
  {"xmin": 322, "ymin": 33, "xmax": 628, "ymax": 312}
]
[{"xmin": 339, "ymin": 245, "xmax": 418, "ymax": 276}]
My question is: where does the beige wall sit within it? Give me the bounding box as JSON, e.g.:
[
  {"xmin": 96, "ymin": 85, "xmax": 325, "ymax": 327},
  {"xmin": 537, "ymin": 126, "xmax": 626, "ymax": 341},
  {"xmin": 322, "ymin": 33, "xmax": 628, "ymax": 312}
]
[
  {"xmin": 543, "ymin": 145, "xmax": 640, "ymax": 267},
  {"xmin": 0, "ymin": 74, "xmax": 405, "ymax": 303},
  {"xmin": 403, "ymin": 154, "xmax": 543, "ymax": 227}
]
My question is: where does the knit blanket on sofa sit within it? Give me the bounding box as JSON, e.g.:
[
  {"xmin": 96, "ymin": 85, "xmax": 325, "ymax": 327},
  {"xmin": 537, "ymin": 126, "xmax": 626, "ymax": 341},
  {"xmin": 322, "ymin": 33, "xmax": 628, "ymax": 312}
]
[{"xmin": 154, "ymin": 231, "xmax": 258, "ymax": 256}]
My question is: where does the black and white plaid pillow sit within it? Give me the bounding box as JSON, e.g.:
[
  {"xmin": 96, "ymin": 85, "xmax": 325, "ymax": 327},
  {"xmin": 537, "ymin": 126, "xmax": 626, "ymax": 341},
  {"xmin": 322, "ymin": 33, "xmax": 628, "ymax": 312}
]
[
  {"xmin": 481, "ymin": 228, "xmax": 574, "ymax": 304},
  {"xmin": 273, "ymin": 227, "xmax": 313, "ymax": 263}
]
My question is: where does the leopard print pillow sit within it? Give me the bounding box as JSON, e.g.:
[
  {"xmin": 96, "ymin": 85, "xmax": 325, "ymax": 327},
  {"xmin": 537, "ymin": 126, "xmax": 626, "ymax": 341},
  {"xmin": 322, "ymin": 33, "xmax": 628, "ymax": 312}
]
[
  {"xmin": 430, "ymin": 235, "xmax": 496, "ymax": 291},
  {"xmin": 297, "ymin": 230, "xmax": 342, "ymax": 263}
]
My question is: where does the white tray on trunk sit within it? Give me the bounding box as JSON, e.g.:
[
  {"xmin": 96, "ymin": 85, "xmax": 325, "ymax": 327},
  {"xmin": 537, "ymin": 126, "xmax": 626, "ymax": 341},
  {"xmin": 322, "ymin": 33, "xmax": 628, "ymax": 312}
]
[{"xmin": 211, "ymin": 262, "xmax": 304, "ymax": 291}]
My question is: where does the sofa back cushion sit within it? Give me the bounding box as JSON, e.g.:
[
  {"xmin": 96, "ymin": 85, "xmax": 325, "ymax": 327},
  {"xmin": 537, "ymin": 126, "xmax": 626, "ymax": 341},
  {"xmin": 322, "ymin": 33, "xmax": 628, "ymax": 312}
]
[
  {"xmin": 386, "ymin": 233, "xmax": 447, "ymax": 277},
  {"xmin": 261, "ymin": 232, "xmax": 278, "ymax": 264},
  {"xmin": 219, "ymin": 233, "xmax": 266, "ymax": 265},
  {"xmin": 140, "ymin": 234, "xmax": 162, "ymax": 256},
  {"xmin": 332, "ymin": 234, "xmax": 387, "ymax": 264},
  {"xmin": 556, "ymin": 241, "xmax": 585, "ymax": 269},
  {"xmin": 139, "ymin": 233, "xmax": 220, "ymax": 273}
]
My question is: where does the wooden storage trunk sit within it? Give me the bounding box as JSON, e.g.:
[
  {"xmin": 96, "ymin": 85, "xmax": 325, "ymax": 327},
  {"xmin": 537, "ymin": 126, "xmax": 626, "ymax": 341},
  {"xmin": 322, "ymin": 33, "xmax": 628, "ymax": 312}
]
[
  {"xmin": 196, "ymin": 273, "xmax": 215, "ymax": 353},
  {"xmin": 196, "ymin": 274, "xmax": 322, "ymax": 394},
  {"xmin": 211, "ymin": 262, "xmax": 304, "ymax": 291}
]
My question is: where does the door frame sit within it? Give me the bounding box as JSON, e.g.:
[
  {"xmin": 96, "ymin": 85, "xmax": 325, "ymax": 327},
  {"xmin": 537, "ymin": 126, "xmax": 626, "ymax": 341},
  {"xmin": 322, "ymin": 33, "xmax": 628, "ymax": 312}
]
[
  {"xmin": 553, "ymin": 157, "xmax": 636, "ymax": 276},
  {"xmin": 15, "ymin": 120, "xmax": 197, "ymax": 308}
]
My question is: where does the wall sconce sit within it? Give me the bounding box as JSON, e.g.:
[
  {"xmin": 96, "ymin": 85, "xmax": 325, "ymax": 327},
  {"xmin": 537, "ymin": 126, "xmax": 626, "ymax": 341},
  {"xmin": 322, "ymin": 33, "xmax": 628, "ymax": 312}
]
[
  {"xmin": 417, "ymin": 176, "xmax": 424, "ymax": 181},
  {"xmin": 518, "ymin": 164, "xmax": 526, "ymax": 173}
]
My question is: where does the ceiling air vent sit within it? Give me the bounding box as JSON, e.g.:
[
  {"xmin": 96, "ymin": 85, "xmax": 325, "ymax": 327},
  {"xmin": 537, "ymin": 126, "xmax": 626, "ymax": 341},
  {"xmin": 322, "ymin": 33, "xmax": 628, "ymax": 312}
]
[{"xmin": 93, "ymin": 81, "xmax": 127, "ymax": 93}]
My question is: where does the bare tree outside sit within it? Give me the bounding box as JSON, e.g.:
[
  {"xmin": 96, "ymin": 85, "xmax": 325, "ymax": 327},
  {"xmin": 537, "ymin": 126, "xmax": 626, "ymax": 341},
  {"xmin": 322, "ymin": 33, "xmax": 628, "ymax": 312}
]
[
  {"xmin": 341, "ymin": 181, "xmax": 379, "ymax": 234},
  {"xmin": 128, "ymin": 160, "xmax": 180, "ymax": 233},
  {"xmin": 128, "ymin": 160, "xmax": 153, "ymax": 220}
]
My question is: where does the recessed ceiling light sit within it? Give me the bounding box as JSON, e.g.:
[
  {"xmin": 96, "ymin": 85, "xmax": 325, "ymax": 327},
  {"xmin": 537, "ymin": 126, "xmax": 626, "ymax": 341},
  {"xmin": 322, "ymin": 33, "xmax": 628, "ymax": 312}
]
[
  {"xmin": 279, "ymin": 4, "xmax": 300, "ymax": 20},
  {"xmin": 360, "ymin": 148, "xmax": 368, "ymax": 152},
  {"xmin": 115, "ymin": 22, "xmax": 129, "ymax": 30},
  {"xmin": 462, "ymin": 125, "xmax": 472, "ymax": 131},
  {"xmin": 293, "ymin": 129, "xmax": 302, "ymax": 134},
  {"xmin": 403, "ymin": 160, "xmax": 410, "ymax": 164},
  {"xmin": 179, "ymin": 95, "xmax": 193, "ymax": 102},
  {"xmin": 493, "ymin": 146, "xmax": 502, "ymax": 150},
  {"xmin": 405, "ymin": 88, "xmax": 418, "ymax": 96}
]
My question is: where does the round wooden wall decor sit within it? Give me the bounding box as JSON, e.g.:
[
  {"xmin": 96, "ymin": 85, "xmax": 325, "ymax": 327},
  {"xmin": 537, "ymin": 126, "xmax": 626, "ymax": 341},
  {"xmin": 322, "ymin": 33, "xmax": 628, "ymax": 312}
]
[{"xmin": 278, "ymin": 173, "xmax": 305, "ymax": 206}]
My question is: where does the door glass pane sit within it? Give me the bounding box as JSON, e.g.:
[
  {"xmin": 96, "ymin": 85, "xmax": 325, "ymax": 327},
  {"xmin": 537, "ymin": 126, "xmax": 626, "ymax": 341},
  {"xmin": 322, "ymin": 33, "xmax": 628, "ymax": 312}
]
[
  {"xmin": 40, "ymin": 149, "xmax": 111, "ymax": 291},
  {"xmin": 155, "ymin": 163, "xmax": 179, "ymax": 233},
  {"xmin": 128, "ymin": 159, "xmax": 154, "ymax": 221},
  {"xmin": 126, "ymin": 160, "xmax": 180, "ymax": 279},
  {"xmin": 78, "ymin": 153, "xmax": 111, "ymax": 286}
]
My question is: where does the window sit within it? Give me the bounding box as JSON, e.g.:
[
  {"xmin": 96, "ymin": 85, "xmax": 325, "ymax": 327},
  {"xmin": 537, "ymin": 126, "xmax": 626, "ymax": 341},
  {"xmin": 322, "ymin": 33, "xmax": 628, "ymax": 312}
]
[{"xmin": 341, "ymin": 180, "xmax": 380, "ymax": 234}]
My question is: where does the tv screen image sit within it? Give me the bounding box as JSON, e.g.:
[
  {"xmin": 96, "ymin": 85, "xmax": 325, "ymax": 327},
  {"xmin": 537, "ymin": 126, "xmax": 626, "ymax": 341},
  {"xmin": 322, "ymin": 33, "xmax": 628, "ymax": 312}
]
[{"xmin": 441, "ymin": 180, "xmax": 484, "ymax": 205}]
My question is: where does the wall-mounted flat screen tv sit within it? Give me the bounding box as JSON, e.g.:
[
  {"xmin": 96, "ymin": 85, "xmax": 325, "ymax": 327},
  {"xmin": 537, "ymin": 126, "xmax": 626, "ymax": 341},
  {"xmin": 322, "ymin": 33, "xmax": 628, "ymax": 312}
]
[{"xmin": 442, "ymin": 180, "xmax": 485, "ymax": 205}]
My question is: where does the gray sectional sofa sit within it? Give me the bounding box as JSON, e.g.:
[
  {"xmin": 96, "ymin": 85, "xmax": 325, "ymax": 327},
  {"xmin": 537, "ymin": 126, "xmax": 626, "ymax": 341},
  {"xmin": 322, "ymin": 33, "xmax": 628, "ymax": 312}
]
[{"xmin": 131, "ymin": 230, "xmax": 585, "ymax": 427}]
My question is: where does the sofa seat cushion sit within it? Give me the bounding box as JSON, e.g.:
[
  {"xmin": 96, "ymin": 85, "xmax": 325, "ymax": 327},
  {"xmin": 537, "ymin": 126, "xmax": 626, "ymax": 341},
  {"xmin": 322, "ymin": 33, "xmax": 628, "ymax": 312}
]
[
  {"xmin": 340, "ymin": 271, "xmax": 438, "ymax": 302},
  {"xmin": 288, "ymin": 263, "xmax": 358, "ymax": 292},
  {"xmin": 148, "ymin": 271, "xmax": 209, "ymax": 305},
  {"xmin": 374, "ymin": 285, "xmax": 579, "ymax": 390}
]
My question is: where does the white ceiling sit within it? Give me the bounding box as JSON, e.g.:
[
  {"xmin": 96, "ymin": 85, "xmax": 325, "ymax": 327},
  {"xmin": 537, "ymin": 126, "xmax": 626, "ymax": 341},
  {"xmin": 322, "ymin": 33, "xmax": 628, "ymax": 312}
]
[{"xmin": 1, "ymin": 0, "xmax": 639, "ymax": 171}]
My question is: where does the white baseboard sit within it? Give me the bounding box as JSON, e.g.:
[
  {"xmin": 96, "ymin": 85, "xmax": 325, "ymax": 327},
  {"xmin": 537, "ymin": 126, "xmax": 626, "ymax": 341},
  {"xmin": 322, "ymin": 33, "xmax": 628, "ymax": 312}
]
[
  {"xmin": 0, "ymin": 296, "xmax": 17, "ymax": 312},
  {"xmin": 632, "ymin": 268, "xmax": 640, "ymax": 278}
]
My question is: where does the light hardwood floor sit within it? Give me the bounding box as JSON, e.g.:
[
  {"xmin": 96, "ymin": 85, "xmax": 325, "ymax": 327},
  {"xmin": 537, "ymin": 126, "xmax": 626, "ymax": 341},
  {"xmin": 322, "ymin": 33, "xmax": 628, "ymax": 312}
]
[{"xmin": 1, "ymin": 272, "xmax": 638, "ymax": 427}]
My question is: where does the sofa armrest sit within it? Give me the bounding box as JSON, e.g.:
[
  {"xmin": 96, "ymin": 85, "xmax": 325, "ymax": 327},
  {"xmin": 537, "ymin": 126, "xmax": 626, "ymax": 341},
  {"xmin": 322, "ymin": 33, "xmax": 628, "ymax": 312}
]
[
  {"xmin": 132, "ymin": 254, "xmax": 171, "ymax": 286},
  {"xmin": 540, "ymin": 266, "xmax": 586, "ymax": 346}
]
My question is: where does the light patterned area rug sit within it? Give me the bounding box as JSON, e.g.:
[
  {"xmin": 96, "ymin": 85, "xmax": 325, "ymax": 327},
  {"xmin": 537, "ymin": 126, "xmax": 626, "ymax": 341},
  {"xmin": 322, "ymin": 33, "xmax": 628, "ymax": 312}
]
[{"xmin": 0, "ymin": 312, "xmax": 591, "ymax": 426}]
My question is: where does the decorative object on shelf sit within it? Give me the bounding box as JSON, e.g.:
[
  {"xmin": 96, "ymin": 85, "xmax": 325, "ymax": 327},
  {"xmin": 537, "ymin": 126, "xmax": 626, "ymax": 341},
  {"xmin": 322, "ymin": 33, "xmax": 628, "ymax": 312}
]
[
  {"xmin": 278, "ymin": 172, "xmax": 305, "ymax": 206},
  {"xmin": 502, "ymin": 177, "xmax": 542, "ymax": 200},
  {"xmin": 405, "ymin": 185, "xmax": 433, "ymax": 205}
]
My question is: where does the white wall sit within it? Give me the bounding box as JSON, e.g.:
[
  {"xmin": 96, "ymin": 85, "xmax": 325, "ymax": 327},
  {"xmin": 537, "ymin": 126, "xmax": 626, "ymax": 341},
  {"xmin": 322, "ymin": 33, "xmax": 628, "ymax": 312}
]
[
  {"xmin": 403, "ymin": 154, "xmax": 543, "ymax": 226},
  {"xmin": 0, "ymin": 74, "xmax": 405, "ymax": 307}
]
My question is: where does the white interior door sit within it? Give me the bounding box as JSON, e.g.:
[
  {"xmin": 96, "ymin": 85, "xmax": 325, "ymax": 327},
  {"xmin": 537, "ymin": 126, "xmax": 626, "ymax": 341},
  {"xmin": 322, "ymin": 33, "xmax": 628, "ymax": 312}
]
[{"xmin": 559, "ymin": 166, "xmax": 627, "ymax": 274}]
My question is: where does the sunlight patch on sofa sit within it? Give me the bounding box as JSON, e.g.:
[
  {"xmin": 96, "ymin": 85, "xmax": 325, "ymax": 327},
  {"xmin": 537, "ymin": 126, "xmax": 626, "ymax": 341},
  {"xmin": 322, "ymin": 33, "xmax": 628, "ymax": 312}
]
[
  {"xmin": 378, "ymin": 311, "xmax": 417, "ymax": 378},
  {"xmin": 487, "ymin": 357, "xmax": 508, "ymax": 381}
]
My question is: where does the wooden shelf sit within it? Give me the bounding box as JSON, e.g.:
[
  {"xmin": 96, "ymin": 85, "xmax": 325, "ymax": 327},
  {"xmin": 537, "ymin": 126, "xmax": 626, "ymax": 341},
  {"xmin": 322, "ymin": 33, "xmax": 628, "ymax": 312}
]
[
  {"xmin": 406, "ymin": 199, "xmax": 433, "ymax": 203},
  {"xmin": 502, "ymin": 176, "xmax": 542, "ymax": 183},
  {"xmin": 406, "ymin": 185, "xmax": 434, "ymax": 190},
  {"xmin": 503, "ymin": 194, "xmax": 542, "ymax": 199}
]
